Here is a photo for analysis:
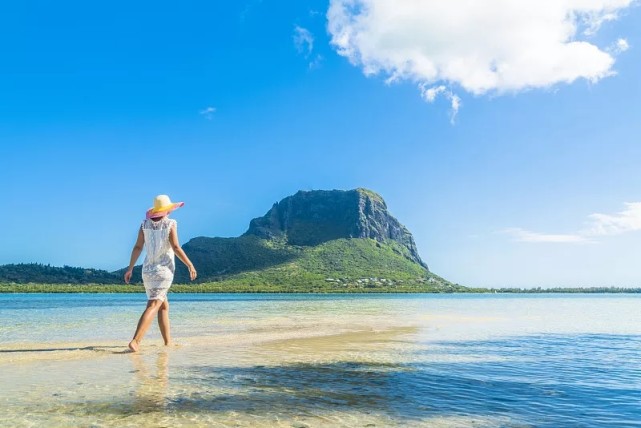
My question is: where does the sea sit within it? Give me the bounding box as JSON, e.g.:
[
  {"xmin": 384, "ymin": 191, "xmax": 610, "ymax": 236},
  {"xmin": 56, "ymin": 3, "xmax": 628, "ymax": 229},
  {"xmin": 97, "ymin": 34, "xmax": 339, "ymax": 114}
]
[{"xmin": 0, "ymin": 293, "xmax": 639, "ymax": 427}]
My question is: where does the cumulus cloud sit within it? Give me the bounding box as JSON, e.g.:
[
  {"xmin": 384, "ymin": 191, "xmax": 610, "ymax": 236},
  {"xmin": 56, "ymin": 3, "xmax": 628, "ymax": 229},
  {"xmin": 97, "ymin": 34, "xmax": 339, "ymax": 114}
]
[
  {"xmin": 327, "ymin": 0, "xmax": 633, "ymax": 117},
  {"xmin": 199, "ymin": 106, "xmax": 216, "ymax": 120},
  {"xmin": 505, "ymin": 202, "xmax": 641, "ymax": 244}
]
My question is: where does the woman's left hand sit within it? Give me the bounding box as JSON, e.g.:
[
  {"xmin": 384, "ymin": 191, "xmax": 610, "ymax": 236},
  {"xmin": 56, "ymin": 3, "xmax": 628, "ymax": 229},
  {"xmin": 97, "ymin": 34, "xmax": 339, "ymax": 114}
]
[{"xmin": 124, "ymin": 269, "xmax": 133, "ymax": 284}]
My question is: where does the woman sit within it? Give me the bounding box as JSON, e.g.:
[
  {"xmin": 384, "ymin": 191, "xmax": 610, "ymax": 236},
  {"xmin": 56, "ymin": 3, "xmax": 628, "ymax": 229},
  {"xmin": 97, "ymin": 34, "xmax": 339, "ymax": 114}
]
[{"xmin": 124, "ymin": 194, "xmax": 197, "ymax": 352}]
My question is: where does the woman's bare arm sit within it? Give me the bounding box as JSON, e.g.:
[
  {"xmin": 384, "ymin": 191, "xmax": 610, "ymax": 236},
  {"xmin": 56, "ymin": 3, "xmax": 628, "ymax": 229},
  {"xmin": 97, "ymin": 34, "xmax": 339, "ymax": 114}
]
[
  {"xmin": 169, "ymin": 225, "xmax": 197, "ymax": 281},
  {"xmin": 124, "ymin": 228, "xmax": 144, "ymax": 284}
]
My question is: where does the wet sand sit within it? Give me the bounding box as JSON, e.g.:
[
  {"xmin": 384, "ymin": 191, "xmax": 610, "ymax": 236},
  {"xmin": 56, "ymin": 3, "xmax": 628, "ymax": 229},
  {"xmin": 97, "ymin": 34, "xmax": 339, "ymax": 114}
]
[
  {"xmin": 0, "ymin": 303, "xmax": 507, "ymax": 427},
  {"xmin": 0, "ymin": 326, "xmax": 451, "ymax": 427}
]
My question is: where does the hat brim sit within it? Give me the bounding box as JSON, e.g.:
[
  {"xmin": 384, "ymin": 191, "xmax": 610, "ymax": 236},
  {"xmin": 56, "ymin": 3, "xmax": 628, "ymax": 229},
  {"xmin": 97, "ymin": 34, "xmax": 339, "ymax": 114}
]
[{"xmin": 146, "ymin": 202, "xmax": 184, "ymax": 219}]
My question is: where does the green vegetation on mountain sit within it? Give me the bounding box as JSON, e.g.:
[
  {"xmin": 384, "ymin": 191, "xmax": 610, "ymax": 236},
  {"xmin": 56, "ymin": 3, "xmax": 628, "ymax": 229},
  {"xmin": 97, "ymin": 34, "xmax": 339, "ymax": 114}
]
[{"xmin": 173, "ymin": 237, "xmax": 457, "ymax": 291}]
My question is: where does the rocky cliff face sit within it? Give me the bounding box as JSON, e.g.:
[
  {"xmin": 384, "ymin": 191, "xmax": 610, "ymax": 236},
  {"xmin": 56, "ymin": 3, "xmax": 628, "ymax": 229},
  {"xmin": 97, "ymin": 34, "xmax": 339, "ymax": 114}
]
[{"xmin": 243, "ymin": 188, "xmax": 428, "ymax": 269}]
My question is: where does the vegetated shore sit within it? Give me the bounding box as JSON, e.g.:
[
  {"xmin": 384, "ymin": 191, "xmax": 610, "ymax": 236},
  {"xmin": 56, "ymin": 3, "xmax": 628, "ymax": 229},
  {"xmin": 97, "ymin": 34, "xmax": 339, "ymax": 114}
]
[{"xmin": 1, "ymin": 283, "xmax": 639, "ymax": 294}]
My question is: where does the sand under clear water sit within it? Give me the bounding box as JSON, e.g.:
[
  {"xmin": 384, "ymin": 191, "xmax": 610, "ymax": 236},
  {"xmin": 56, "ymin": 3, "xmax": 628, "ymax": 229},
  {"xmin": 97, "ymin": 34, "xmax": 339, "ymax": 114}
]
[{"xmin": 1, "ymin": 293, "xmax": 640, "ymax": 427}]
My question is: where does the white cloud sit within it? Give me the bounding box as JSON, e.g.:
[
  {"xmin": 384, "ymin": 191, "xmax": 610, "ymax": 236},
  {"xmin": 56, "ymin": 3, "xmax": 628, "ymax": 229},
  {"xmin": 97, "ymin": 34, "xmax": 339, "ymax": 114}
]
[
  {"xmin": 199, "ymin": 106, "xmax": 216, "ymax": 120},
  {"xmin": 419, "ymin": 84, "xmax": 461, "ymax": 124},
  {"xmin": 327, "ymin": 0, "xmax": 633, "ymax": 115},
  {"xmin": 581, "ymin": 10, "xmax": 621, "ymax": 35},
  {"xmin": 503, "ymin": 228, "xmax": 589, "ymax": 244},
  {"xmin": 420, "ymin": 85, "xmax": 444, "ymax": 103},
  {"xmin": 611, "ymin": 38, "xmax": 630, "ymax": 54},
  {"xmin": 308, "ymin": 54, "xmax": 324, "ymax": 70},
  {"xmin": 583, "ymin": 202, "xmax": 641, "ymax": 236},
  {"xmin": 293, "ymin": 26, "xmax": 314, "ymax": 57},
  {"xmin": 505, "ymin": 202, "xmax": 641, "ymax": 244},
  {"xmin": 294, "ymin": 26, "xmax": 323, "ymax": 69}
]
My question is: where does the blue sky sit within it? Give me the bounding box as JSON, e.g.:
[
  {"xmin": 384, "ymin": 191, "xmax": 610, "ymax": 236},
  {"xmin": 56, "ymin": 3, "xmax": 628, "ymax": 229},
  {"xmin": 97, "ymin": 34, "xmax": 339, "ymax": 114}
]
[{"xmin": 2, "ymin": 1, "xmax": 641, "ymax": 288}]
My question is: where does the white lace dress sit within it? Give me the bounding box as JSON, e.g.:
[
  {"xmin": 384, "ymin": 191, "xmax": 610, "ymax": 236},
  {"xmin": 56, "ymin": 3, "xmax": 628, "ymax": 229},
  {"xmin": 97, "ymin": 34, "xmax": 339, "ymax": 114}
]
[{"xmin": 141, "ymin": 217, "xmax": 177, "ymax": 301}]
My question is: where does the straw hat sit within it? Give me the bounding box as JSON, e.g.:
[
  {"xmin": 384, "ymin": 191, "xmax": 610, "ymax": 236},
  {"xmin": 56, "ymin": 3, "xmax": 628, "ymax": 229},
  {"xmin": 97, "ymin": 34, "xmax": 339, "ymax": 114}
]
[{"xmin": 146, "ymin": 195, "xmax": 184, "ymax": 219}]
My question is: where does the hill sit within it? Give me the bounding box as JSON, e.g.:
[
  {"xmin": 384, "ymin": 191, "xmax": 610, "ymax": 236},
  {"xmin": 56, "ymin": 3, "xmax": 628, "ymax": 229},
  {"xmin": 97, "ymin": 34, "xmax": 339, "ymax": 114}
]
[
  {"xmin": 166, "ymin": 188, "xmax": 456, "ymax": 290},
  {"xmin": 1, "ymin": 188, "xmax": 462, "ymax": 292},
  {"xmin": 0, "ymin": 263, "xmax": 118, "ymax": 284}
]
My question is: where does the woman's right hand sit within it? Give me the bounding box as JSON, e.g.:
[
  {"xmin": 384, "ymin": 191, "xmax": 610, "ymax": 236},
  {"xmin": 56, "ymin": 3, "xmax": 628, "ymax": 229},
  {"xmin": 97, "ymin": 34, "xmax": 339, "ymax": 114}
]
[{"xmin": 124, "ymin": 269, "xmax": 133, "ymax": 284}]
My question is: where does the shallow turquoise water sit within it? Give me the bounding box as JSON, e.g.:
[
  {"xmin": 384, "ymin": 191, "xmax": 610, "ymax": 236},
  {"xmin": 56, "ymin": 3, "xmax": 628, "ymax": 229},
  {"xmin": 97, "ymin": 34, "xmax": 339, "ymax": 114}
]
[{"xmin": 1, "ymin": 293, "xmax": 640, "ymax": 427}]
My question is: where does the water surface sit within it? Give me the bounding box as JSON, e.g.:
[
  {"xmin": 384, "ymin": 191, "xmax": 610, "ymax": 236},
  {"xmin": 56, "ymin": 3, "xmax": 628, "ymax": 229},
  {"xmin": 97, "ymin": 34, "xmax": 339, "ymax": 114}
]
[{"xmin": 1, "ymin": 293, "xmax": 639, "ymax": 427}]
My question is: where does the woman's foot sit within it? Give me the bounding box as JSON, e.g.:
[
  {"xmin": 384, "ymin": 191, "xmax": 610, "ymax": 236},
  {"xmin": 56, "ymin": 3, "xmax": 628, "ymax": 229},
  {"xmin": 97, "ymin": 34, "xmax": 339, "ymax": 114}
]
[{"xmin": 128, "ymin": 339, "xmax": 140, "ymax": 352}]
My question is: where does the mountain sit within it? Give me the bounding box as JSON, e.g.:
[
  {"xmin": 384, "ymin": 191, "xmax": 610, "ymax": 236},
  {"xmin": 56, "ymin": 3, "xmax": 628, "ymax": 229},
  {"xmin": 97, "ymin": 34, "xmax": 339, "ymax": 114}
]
[
  {"xmin": 243, "ymin": 188, "xmax": 428, "ymax": 268},
  {"xmin": 166, "ymin": 188, "xmax": 455, "ymax": 290},
  {"xmin": 1, "ymin": 188, "xmax": 461, "ymax": 291}
]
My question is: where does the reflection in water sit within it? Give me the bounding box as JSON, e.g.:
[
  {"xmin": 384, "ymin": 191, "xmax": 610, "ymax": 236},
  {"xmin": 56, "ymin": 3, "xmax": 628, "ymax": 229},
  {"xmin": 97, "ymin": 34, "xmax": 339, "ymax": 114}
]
[{"xmin": 131, "ymin": 350, "xmax": 169, "ymax": 414}]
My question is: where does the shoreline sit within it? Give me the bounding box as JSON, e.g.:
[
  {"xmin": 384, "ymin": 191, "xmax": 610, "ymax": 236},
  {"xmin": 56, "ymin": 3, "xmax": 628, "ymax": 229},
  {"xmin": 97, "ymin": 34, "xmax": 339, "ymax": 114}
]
[{"xmin": 1, "ymin": 284, "xmax": 640, "ymax": 294}]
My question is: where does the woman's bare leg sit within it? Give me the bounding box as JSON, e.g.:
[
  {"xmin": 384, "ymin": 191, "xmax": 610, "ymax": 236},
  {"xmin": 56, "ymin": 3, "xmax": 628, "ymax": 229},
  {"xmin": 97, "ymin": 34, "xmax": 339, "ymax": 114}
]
[
  {"xmin": 157, "ymin": 299, "xmax": 172, "ymax": 346},
  {"xmin": 129, "ymin": 299, "xmax": 163, "ymax": 352}
]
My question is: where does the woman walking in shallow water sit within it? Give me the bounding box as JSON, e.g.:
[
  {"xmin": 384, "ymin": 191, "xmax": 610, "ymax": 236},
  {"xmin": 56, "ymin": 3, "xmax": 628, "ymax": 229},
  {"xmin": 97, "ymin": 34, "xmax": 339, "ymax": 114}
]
[{"xmin": 124, "ymin": 195, "xmax": 197, "ymax": 352}]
